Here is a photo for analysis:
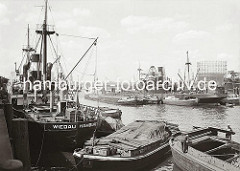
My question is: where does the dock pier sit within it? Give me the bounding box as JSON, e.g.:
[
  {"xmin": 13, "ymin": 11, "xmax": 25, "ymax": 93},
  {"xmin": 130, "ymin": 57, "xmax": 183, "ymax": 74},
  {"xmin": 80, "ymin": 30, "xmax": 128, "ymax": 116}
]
[
  {"xmin": 0, "ymin": 103, "xmax": 30, "ymax": 171},
  {"xmin": 0, "ymin": 103, "xmax": 77, "ymax": 170}
]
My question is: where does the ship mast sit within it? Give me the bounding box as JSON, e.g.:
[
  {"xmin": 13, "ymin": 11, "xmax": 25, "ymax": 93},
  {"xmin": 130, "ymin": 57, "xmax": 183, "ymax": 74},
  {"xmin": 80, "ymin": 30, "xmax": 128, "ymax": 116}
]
[
  {"xmin": 22, "ymin": 24, "xmax": 35, "ymax": 63},
  {"xmin": 36, "ymin": 0, "xmax": 55, "ymax": 81},
  {"xmin": 137, "ymin": 62, "xmax": 142, "ymax": 80},
  {"xmin": 35, "ymin": 0, "xmax": 55, "ymax": 110},
  {"xmin": 27, "ymin": 24, "xmax": 30, "ymax": 61},
  {"xmin": 42, "ymin": 0, "xmax": 48, "ymax": 81},
  {"xmin": 185, "ymin": 51, "xmax": 191, "ymax": 87}
]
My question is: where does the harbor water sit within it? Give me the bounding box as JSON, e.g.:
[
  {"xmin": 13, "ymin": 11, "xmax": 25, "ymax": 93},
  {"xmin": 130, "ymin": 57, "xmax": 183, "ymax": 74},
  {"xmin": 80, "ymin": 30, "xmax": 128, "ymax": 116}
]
[{"xmin": 79, "ymin": 95, "xmax": 240, "ymax": 171}]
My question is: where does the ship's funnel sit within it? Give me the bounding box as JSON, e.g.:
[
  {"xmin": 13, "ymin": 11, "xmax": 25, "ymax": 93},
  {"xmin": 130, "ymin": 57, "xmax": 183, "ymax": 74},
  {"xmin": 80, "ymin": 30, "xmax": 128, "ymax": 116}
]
[
  {"xmin": 30, "ymin": 54, "xmax": 42, "ymax": 81},
  {"xmin": 23, "ymin": 62, "xmax": 30, "ymax": 80}
]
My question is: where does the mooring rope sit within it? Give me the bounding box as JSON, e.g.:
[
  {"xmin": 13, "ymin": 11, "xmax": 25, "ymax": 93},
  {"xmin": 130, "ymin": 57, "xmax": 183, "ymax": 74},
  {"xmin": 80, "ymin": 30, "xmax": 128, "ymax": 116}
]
[
  {"xmin": 68, "ymin": 154, "xmax": 85, "ymax": 171},
  {"xmin": 35, "ymin": 130, "xmax": 46, "ymax": 166}
]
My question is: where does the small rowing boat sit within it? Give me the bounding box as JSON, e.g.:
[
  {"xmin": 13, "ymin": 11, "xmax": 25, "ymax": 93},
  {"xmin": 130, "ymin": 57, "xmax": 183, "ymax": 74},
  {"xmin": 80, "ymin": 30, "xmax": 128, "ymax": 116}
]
[{"xmin": 170, "ymin": 126, "xmax": 240, "ymax": 171}]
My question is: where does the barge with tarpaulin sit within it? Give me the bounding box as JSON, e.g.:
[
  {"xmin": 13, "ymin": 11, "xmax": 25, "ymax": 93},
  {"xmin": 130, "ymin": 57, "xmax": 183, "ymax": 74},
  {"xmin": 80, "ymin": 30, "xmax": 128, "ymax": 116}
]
[
  {"xmin": 73, "ymin": 120, "xmax": 179, "ymax": 171},
  {"xmin": 170, "ymin": 126, "xmax": 240, "ymax": 171}
]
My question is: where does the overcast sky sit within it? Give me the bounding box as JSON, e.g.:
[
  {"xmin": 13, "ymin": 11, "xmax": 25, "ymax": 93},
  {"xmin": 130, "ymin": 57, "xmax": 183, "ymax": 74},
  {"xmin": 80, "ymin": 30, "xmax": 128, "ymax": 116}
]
[{"xmin": 0, "ymin": 0, "xmax": 240, "ymax": 81}]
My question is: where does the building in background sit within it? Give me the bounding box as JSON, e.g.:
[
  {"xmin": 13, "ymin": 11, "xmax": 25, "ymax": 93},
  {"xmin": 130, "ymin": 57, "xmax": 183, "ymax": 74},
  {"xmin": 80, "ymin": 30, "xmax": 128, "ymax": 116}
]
[
  {"xmin": 142, "ymin": 66, "xmax": 166, "ymax": 82},
  {"xmin": 225, "ymin": 70, "xmax": 240, "ymax": 82},
  {"xmin": 197, "ymin": 61, "xmax": 227, "ymax": 86},
  {"xmin": 224, "ymin": 70, "xmax": 240, "ymax": 93},
  {"xmin": 156, "ymin": 67, "xmax": 165, "ymax": 83},
  {"xmin": 140, "ymin": 66, "xmax": 166, "ymax": 91}
]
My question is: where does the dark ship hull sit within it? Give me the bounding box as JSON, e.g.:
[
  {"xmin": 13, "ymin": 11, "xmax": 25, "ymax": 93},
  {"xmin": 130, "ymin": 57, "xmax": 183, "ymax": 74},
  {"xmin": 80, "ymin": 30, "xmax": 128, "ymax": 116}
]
[
  {"xmin": 195, "ymin": 95, "xmax": 226, "ymax": 104},
  {"xmin": 13, "ymin": 104, "xmax": 123, "ymax": 166},
  {"xmin": 85, "ymin": 94, "xmax": 120, "ymax": 104},
  {"xmin": 117, "ymin": 98, "xmax": 146, "ymax": 105},
  {"xmin": 28, "ymin": 120, "xmax": 97, "ymax": 164},
  {"xmin": 13, "ymin": 107, "xmax": 97, "ymax": 160}
]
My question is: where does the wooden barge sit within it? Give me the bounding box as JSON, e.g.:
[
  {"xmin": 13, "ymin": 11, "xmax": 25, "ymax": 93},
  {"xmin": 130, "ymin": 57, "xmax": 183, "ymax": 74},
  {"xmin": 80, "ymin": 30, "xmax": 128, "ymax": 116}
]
[{"xmin": 73, "ymin": 120, "xmax": 179, "ymax": 171}]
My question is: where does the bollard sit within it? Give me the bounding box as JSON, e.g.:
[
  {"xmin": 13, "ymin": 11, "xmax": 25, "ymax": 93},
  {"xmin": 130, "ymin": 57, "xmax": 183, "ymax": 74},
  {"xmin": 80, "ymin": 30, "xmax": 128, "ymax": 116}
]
[
  {"xmin": 0, "ymin": 159, "xmax": 23, "ymax": 171},
  {"xmin": 12, "ymin": 119, "xmax": 31, "ymax": 171}
]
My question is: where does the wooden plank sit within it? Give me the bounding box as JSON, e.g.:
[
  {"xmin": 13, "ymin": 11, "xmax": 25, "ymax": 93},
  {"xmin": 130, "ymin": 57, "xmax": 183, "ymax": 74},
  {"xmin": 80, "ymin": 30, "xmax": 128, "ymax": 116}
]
[
  {"xmin": 209, "ymin": 127, "xmax": 235, "ymax": 135},
  {"xmin": 205, "ymin": 144, "xmax": 229, "ymax": 154},
  {"xmin": 108, "ymin": 142, "xmax": 136, "ymax": 150},
  {"xmin": 111, "ymin": 138, "xmax": 142, "ymax": 148},
  {"xmin": 226, "ymin": 154, "xmax": 240, "ymax": 162}
]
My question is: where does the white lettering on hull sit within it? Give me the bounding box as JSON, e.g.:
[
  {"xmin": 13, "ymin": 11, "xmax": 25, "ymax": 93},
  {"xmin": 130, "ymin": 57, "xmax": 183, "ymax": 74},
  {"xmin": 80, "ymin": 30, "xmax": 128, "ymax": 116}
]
[
  {"xmin": 79, "ymin": 122, "xmax": 97, "ymax": 128},
  {"xmin": 52, "ymin": 124, "xmax": 77, "ymax": 129},
  {"xmin": 44, "ymin": 122, "xmax": 97, "ymax": 131}
]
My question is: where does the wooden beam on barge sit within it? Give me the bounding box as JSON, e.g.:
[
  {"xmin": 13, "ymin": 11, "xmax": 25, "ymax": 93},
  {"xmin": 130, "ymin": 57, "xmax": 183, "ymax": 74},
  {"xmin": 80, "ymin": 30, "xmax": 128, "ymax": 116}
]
[
  {"xmin": 208, "ymin": 127, "xmax": 235, "ymax": 135},
  {"xmin": 190, "ymin": 126, "xmax": 235, "ymax": 138}
]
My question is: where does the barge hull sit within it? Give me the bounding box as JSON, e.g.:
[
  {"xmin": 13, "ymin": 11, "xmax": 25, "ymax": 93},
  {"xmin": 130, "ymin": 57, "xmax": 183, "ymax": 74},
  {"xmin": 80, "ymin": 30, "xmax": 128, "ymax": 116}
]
[
  {"xmin": 74, "ymin": 143, "xmax": 170, "ymax": 171},
  {"xmin": 171, "ymin": 146, "xmax": 213, "ymax": 171}
]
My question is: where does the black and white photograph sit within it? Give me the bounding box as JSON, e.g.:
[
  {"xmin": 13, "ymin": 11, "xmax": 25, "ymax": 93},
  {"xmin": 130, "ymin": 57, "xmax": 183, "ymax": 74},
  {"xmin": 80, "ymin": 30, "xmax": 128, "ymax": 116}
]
[{"xmin": 0, "ymin": 0, "xmax": 240, "ymax": 170}]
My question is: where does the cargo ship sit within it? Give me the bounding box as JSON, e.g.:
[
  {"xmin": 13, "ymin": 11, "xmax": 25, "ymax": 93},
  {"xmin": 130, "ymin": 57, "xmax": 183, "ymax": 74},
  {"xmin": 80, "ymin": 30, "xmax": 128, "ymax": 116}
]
[
  {"xmin": 11, "ymin": 0, "xmax": 123, "ymax": 166},
  {"xmin": 163, "ymin": 52, "xmax": 226, "ymax": 106}
]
